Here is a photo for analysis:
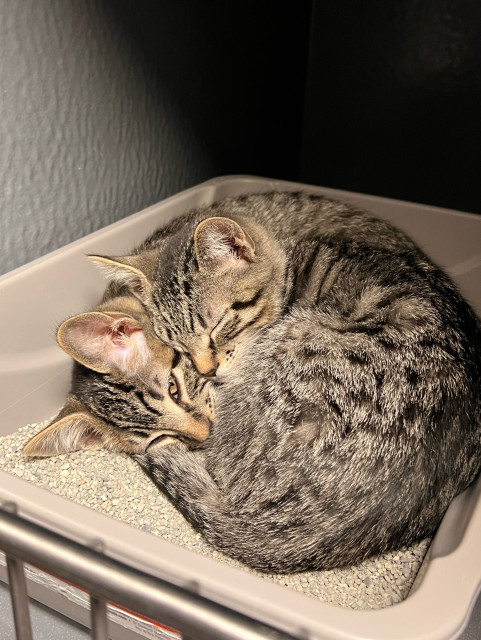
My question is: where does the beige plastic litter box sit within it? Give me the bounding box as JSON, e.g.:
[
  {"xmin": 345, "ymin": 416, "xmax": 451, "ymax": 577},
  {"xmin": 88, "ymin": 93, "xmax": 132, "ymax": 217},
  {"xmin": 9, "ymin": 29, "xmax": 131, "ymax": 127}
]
[{"xmin": 0, "ymin": 176, "xmax": 480, "ymax": 640}]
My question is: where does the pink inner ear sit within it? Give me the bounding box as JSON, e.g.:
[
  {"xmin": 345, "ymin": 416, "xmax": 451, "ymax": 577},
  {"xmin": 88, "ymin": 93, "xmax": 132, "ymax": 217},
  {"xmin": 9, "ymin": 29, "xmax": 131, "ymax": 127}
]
[
  {"xmin": 106, "ymin": 317, "xmax": 152, "ymax": 374},
  {"xmin": 64, "ymin": 312, "xmax": 150, "ymax": 374},
  {"xmin": 196, "ymin": 218, "xmax": 255, "ymax": 270},
  {"xmin": 110, "ymin": 322, "xmax": 142, "ymax": 346},
  {"xmin": 208, "ymin": 231, "xmax": 253, "ymax": 270},
  {"xmin": 101, "ymin": 317, "xmax": 148, "ymax": 371},
  {"xmin": 233, "ymin": 236, "xmax": 253, "ymax": 261}
]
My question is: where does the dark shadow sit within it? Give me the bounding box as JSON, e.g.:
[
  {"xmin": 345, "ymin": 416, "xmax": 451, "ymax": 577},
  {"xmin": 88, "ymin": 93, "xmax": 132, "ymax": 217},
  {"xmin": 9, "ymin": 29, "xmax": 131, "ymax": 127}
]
[
  {"xmin": 100, "ymin": 0, "xmax": 312, "ymax": 182},
  {"xmin": 301, "ymin": 0, "xmax": 481, "ymax": 213}
]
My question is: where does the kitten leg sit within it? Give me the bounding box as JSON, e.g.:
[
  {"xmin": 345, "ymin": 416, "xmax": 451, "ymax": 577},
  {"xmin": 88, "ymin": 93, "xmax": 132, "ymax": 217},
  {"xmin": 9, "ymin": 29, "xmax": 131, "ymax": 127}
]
[
  {"xmin": 134, "ymin": 445, "xmax": 307, "ymax": 573},
  {"xmin": 145, "ymin": 435, "xmax": 184, "ymax": 450},
  {"xmin": 134, "ymin": 444, "xmax": 225, "ymax": 522}
]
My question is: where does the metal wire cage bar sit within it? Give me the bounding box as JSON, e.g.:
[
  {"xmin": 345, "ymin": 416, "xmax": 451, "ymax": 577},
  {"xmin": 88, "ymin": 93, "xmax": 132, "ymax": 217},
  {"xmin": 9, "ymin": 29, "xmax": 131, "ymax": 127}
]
[{"xmin": 0, "ymin": 503, "xmax": 297, "ymax": 640}]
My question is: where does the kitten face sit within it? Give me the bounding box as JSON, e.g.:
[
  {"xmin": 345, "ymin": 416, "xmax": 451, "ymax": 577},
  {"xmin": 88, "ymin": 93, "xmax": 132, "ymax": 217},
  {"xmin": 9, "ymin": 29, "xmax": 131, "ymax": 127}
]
[
  {"xmin": 23, "ymin": 296, "xmax": 214, "ymax": 458},
  {"xmin": 152, "ymin": 264, "xmax": 279, "ymax": 378},
  {"xmin": 90, "ymin": 216, "xmax": 287, "ymax": 378}
]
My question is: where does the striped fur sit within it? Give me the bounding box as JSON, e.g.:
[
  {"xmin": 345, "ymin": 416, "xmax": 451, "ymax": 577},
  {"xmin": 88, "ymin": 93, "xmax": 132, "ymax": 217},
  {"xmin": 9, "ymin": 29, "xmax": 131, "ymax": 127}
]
[
  {"xmin": 89, "ymin": 192, "xmax": 437, "ymax": 378},
  {"xmin": 23, "ymin": 296, "xmax": 213, "ymax": 457},
  {"xmin": 129, "ymin": 192, "xmax": 481, "ymax": 572},
  {"xmin": 25, "ymin": 192, "xmax": 481, "ymax": 573}
]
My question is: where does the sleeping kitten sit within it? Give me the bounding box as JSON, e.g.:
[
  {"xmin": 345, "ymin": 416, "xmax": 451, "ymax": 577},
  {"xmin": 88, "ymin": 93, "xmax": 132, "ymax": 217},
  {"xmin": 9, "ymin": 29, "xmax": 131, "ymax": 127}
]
[
  {"xmin": 88, "ymin": 192, "xmax": 421, "ymax": 377},
  {"xmin": 131, "ymin": 223, "xmax": 481, "ymax": 571},
  {"xmin": 23, "ymin": 295, "xmax": 212, "ymax": 457},
  {"xmin": 25, "ymin": 192, "xmax": 481, "ymax": 574},
  {"xmin": 88, "ymin": 205, "xmax": 286, "ymax": 377}
]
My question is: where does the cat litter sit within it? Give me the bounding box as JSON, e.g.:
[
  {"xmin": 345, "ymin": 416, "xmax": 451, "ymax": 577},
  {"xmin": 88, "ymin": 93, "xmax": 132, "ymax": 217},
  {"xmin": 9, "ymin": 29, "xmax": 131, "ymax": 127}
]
[{"xmin": 0, "ymin": 420, "xmax": 430, "ymax": 611}]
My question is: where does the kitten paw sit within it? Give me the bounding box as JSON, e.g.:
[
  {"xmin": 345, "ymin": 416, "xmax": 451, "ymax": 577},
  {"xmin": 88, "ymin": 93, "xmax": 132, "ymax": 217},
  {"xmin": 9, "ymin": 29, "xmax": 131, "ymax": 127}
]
[{"xmin": 147, "ymin": 435, "xmax": 186, "ymax": 451}]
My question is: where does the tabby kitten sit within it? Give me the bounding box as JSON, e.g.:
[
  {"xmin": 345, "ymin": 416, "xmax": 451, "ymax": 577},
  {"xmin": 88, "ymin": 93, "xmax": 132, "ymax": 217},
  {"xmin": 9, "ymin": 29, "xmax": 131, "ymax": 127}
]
[
  {"xmin": 130, "ymin": 191, "xmax": 481, "ymax": 571},
  {"xmin": 23, "ymin": 295, "xmax": 212, "ymax": 457},
  {"xmin": 88, "ymin": 209, "xmax": 286, "ymax": 377},
  {"xmin": 25, "ymin": 192, "xmax": 481, "ymax": 574},
  {"xmin": 87, "ymin": 192, "xmax": 439, "ymax": 379}
]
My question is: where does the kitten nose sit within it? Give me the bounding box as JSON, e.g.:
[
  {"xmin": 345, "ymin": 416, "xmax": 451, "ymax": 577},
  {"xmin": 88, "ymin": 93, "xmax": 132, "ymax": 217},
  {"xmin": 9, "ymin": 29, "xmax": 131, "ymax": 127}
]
[{"xmin": 191, "ymin": 353, "xmax": 217, "ymax": 377}]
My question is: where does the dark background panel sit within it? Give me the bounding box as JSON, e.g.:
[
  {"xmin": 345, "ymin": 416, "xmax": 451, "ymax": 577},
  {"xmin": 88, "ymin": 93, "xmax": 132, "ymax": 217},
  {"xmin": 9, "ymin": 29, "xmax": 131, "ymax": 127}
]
[
  {"xmin": 301, "ymin": 0, "xmax": 481, "ymax": 214},
  {"xmin": 103, "ymin": 0, "xmax": 312, "ymax": 180}
]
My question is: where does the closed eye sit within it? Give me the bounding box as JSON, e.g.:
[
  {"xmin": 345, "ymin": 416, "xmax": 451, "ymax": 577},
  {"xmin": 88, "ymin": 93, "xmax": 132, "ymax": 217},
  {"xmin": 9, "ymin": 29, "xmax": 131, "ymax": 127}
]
[{"xmin": 231, "ymin": 288, "xmax": 264, "ymax": 310}]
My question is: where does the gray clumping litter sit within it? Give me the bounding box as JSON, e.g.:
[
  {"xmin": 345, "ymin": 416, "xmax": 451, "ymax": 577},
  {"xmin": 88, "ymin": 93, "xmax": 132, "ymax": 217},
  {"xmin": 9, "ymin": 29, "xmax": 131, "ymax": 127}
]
[{"xmin": 0, "ymin": 421, "xmax": 431, "ymax": 610}]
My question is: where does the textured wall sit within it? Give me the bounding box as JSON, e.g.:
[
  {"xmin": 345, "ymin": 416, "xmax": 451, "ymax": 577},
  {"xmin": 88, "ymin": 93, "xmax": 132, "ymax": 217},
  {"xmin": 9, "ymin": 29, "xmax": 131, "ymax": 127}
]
[
  {"xmin": 301, "ymin": 0, "xmax": 481, "ymax": 214},
  {"xmin": 0, "ymin": 0, "xmax": 209, "ymax": 274},
  {"xmin": 0, "ymin": 0, "xmax": 310, "ymax": 274},
  {"xmin": 4, "ymin": 0, "xmax": 478, "ymax": 278}
]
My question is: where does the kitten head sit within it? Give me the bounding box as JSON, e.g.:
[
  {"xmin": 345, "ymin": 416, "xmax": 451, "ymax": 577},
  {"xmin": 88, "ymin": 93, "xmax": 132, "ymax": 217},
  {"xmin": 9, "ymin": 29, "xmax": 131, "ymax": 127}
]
[
  {"xmin": 89, "ymin": 215, "xmax": 286, "ymax": 378},
  {"xmin": 23, "ymin": 297, "xmax": 214, "ymax": 458}
]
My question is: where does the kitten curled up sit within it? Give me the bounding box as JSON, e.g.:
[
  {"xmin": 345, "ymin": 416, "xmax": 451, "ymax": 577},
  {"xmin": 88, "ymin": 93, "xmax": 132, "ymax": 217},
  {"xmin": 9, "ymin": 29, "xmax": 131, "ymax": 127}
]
[{"xmin": 24, "ymin": 192, "xmax": 481, "ymax": 572}]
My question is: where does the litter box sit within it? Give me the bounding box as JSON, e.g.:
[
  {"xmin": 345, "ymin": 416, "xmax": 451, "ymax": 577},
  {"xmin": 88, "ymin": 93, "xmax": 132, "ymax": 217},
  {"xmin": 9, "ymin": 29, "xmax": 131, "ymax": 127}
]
[{"xmin": 0, "ymin": 175, "xmax": 480, "ymax": 640}]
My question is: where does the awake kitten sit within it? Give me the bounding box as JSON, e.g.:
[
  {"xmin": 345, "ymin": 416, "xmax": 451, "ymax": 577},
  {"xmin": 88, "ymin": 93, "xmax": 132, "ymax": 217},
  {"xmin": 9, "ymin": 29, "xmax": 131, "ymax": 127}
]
[{"xmin": 23, "ymin": 295, "xmax": 212, "ymax": 457}]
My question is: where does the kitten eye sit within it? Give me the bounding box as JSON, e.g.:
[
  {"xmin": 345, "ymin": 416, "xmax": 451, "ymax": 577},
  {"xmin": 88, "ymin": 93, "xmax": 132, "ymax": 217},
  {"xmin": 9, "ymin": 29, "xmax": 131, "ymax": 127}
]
[{"xmin": 168, "ymin": 376, "xmax": 178, "ymax": 400}]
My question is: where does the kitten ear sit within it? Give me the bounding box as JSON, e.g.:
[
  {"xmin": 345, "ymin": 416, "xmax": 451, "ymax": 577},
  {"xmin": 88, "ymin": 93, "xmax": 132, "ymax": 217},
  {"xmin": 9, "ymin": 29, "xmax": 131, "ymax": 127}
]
[
  {"xmin": 22, "ymin": 396, "xmax": 105, "ymax": 457},
  {"xmin": 57, "ymin": 311, "xmax": 152, "ymax": 375},
  {"xmin": 194, "ymin": 217, "xmax": 256, "ymax": 271},
  {"xmin": 88, "ymin": 250, "xmax": 157, "ymax": 301}
]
